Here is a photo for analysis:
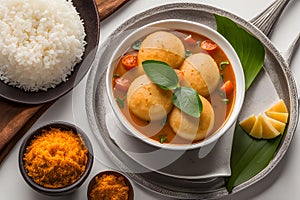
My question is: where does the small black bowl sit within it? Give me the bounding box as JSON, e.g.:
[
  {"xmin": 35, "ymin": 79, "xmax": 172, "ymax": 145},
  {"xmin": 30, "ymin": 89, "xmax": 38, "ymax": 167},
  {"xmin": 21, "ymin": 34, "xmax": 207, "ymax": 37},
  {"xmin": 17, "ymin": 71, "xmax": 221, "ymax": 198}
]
[
  {"xmin": 87, "ymin": 171, "xmax": 134, "ymax": 200},
  {"xmin": 18, "ymin": 121, "xmax": 94, "ymax": 196}
]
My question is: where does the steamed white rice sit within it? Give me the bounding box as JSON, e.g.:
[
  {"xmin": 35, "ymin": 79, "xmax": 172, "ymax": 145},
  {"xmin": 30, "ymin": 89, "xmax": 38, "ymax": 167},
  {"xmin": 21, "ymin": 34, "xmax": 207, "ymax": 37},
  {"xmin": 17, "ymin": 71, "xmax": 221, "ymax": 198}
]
[{"xmin": 0, "ymin": 0, "xmax": 86, "ymax": 91}]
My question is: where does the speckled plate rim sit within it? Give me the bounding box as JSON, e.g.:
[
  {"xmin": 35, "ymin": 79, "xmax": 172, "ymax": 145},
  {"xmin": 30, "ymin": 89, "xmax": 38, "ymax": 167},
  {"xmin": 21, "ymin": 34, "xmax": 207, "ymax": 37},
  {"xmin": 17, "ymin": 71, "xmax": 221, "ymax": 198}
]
[{"xmin": 86, "ymin": 3, "xmax": 299, "ymax": 199}]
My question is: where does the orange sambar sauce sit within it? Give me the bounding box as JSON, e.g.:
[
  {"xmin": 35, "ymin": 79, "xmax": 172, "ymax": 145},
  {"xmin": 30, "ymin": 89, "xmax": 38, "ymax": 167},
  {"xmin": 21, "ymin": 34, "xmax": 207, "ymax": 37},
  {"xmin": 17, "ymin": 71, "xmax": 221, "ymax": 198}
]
[{"xmin": 112, "ymin": 30, "xmax": 236, "ymax": 145}]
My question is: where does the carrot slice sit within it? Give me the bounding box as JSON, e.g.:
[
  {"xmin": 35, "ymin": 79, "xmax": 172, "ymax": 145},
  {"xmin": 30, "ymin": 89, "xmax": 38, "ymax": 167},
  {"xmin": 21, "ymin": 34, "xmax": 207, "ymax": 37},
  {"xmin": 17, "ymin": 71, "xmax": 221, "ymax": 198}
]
[
  {"xmin": 200, "ymin": 39, "xmax": 217, "ymax": 51},
  {"xmin": 121, "ymin": 54, "xmax": 138, "ymax": 70},
  {"xmin": 174, "ymin": 69, "xmax": 185, "ymax": 83},
  {"xmin": 220, "ymin": 80, "xmax": 234, "ymax": 95}
]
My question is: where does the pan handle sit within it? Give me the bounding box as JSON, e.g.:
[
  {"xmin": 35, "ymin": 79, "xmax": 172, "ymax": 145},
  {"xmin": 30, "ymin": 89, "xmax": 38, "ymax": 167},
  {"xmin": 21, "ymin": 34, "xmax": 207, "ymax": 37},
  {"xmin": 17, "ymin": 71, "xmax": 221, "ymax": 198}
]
[
  {"xmin": 250, "ymin": 0, "xmax": 290, "ymax": 37},
  {"xmin": 250, "ymin": 0, "xmax": 299, "ymax": 66},
  {"xmin": 251, "ymin": 0, "xmax": 299, "ymax": 100},
  {"xmin": 282, "ymin": 33, "xmax": 300, "ymax": 66}
]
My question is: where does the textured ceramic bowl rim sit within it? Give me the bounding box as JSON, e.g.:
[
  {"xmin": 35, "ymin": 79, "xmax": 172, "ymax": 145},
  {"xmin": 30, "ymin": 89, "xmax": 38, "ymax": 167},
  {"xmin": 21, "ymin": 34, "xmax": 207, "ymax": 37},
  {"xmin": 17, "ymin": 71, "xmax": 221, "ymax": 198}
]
[
  {"xmin": 106, "ymin": 19, "xmax": 245, "ymax": 151},
  {"xmin": 18, "ymin": 121, "xmax": 94, "ymax": 196},
  {"xmin": 87, "ymin": 170, "xmax": 134, "ymax": 200}
]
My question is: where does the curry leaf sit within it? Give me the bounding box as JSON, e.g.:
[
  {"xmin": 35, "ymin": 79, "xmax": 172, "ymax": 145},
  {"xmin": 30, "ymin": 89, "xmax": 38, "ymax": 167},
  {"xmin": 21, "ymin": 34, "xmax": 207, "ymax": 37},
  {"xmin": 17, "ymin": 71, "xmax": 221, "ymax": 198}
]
[
  {"xmin": 116, "ymin": 97, "xmax": 125, "ymax": 108},
  {"xmin": 215, "ymin": 15, "xmax": 265, "ymax": 90},
  {"xmin": 158, "ymin": 134, "xmax": 168, "ymax": 144},
  {"xmin": 132, "ymin": 40, "xmax": 141, "ymax": 50},
  {"xmin": 172, "ymin": 87, "xmax": 202, "ymax": 118},
  {"xmin": 185, "ymin": 49, "xmax": 193, "ymax": 58},
  {"xmin": 142, "ymin": 60, "xmax": 178, "ymax": 90},
  {"xmin": 219, "ymin": 61, "xmax": 229, "ymax": 70}
]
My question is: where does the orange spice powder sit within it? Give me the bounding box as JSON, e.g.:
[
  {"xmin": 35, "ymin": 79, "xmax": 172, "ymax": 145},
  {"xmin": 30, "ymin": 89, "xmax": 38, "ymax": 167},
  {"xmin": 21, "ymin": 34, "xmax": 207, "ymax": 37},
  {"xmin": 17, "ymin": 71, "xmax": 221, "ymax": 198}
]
[
  {"xmin": 23, "ymin": 128, "xmax": 88, "ymax": 188},
  {"xmin": 89, "ymin": 173, "xmax": 129, "ymax": 200}
]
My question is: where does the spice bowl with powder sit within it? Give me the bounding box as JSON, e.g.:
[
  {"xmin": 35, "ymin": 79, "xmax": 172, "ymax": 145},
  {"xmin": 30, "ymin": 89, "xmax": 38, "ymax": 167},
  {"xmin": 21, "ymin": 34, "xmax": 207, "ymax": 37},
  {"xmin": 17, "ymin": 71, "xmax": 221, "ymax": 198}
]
[
  {"xmin": 18, "ymin": 121, "xmax": 93, "ymax": 196},
  {"xmin": 87, "ymin": 171, "xmax": 134, "ymax": 200}
]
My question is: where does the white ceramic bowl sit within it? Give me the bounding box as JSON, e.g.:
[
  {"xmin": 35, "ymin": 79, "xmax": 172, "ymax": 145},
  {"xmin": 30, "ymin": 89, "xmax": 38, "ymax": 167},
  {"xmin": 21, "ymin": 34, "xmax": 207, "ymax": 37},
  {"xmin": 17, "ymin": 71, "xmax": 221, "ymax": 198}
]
[{"xmin": 106, "ymin": 19, "xmax": 245, "ymax": 157}]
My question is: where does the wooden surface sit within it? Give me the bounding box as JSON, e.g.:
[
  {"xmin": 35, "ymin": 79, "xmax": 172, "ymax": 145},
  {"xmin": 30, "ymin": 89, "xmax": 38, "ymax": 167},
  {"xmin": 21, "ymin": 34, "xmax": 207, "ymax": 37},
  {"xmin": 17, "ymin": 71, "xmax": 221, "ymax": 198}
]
[
  {"xmin": 96, "ymin": 0, "xmax": 131, "ymax": 21},
  {"xmin": 0, "ymin": 0, "xmax": 130, "ymax": 164}
]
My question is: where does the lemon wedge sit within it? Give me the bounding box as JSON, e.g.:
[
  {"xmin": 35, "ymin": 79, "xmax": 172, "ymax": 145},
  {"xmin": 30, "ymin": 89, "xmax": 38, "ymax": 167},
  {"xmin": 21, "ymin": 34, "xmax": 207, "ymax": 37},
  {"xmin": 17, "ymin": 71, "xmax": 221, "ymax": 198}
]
[
  {"xmin": 239, "ymin": 115, "xmax": 256, "ymax": 133},
  {"xmin": 266, "ymin": 116, "xmax": 286, "ymax": 133},
  {"xmin": 249, "ymin": 114, "xmax": 262, "ymax": 139},
  {"xmin": 261, "ymin": 115, "xmax": 281, "ymax": 139},
  {"xmin": 265, "ymin": 111, "xmax": 288, "ymax": 123},
  {"xmin": 239, "ymin": 99, "xmax": 288, "ymax": 140},
  {"xmin": 265, "ymin": 99, "xmax": 288, "ymax": 113}
]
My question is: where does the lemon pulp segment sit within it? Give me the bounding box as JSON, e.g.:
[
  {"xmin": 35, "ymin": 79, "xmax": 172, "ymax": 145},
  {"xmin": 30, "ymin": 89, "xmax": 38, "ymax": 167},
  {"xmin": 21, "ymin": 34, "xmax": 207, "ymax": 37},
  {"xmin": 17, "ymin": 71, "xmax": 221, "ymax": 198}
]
[
  {"xmin": 265, "ymin": 99, "xmax": 288, "ymax": 113},
  {"xmin": 261, "ymin": 115, "xmax": 281, "ymax": 139},
  {"xmin": 265, "ymin": 111, "xmax": 288, "ymax": 123},
  {"xmin": 266, "ymin": 116, "xmax": 286, "ymax": 133},
  {"xmin": 239, "ymin": 115, "xmax": 256, "ymax": 133},
  {"xmin": 249, "ymin": 114, "xmax": 263, "ymax": 139}
]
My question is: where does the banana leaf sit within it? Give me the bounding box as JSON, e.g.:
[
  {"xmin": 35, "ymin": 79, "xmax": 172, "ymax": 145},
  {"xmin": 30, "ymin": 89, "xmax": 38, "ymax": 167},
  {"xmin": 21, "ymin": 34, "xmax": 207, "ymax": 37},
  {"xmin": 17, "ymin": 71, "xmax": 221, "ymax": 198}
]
[
  {"xmin": 215, "ymin": 15, "xmax": 283, "ymax": 192},
  {"xmin": 225, "ymin": 126, "xmax": 282, "ymax": 192},
  {"xmin": 215, "ymin": 15, "xmax": 265, "ymax": 90}
]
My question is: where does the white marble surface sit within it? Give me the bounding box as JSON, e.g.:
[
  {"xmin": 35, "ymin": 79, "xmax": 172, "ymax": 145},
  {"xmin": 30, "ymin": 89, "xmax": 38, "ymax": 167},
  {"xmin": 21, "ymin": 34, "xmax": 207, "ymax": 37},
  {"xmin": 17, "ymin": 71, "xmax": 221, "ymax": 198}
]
[{"xmin": 0, "ymin": 0, "xmax": 299, "ymax": 199}]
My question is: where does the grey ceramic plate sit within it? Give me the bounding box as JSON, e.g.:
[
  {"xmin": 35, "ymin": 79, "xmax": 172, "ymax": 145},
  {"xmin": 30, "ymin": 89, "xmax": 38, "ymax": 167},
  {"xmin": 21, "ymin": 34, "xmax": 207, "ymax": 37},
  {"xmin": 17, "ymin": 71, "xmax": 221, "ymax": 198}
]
[
  {"xmin": 86, "ymin": 3, "xmax": 298, "ymax": 199},
  {"xmin": 97, "ymin": 73, "xmax": 234, "ymax": 180}
]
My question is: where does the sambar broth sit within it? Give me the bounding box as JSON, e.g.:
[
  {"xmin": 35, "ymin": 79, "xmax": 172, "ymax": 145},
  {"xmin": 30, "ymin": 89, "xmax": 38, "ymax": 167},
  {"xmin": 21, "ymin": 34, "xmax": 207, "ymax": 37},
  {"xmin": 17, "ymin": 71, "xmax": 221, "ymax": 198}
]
[{"xmin": 112, "ymin": 29, "xmax": 236, "ymax": 145}]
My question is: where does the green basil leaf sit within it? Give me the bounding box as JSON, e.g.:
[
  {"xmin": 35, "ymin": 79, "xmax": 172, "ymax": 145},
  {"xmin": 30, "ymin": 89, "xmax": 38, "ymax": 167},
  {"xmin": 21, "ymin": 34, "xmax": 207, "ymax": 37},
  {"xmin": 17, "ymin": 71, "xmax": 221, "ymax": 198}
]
[
  {"xmin": 215, "ymin": 14, "xmax": 265, "ymax": 90},
  {"xmin": 142, "ymin": 60, "xmax": 179, "ymax": 90},
  {"xmin": 172, "ymin": 87, "xmax": 202, "ymax": 118}
]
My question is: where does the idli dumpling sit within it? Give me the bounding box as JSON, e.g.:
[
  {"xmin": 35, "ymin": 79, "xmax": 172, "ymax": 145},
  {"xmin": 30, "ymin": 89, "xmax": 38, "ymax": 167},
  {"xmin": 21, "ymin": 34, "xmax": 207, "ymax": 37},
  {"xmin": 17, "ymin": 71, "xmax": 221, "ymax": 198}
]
[
  {"xmin": 127, "ymin": 74, "xmax": 173, "ymax": 121},
  {"xmin": 138, "ymin": 31, "xmax": 185, "ymax": 69},
  {"xmin": 180, "ymin": 53, "xmax": 220, "ymax": 97},
  {"xmin": 169, "ymin": 96, "xmax": 215, "ymax": 141}
]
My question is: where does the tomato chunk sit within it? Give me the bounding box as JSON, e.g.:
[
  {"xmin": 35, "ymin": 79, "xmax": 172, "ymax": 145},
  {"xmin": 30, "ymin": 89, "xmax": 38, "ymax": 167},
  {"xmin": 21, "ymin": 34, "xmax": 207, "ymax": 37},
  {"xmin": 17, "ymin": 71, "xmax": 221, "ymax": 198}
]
[
  {"xmin": 121, "ymin": 54, "xmax": 138, "ymax": 70},
  {"xmin": 114, "ymin": 77, "xmax": 130, "ymax": 92},
  {"xmin": 220, "ymin": 80, "xmax": 234, "ymax": 96},
  {"xmin": 200, "ymin": 40, "xmax": 217, "ymax": 51}
]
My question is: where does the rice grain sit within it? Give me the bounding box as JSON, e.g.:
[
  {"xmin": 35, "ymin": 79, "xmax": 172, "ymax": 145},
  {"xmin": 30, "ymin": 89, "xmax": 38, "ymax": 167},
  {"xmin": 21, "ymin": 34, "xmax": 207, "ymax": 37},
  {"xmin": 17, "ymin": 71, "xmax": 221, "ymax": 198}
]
[{"xmin": 0, "ymin": 0, "xmax": 86, "ymax": 91}]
